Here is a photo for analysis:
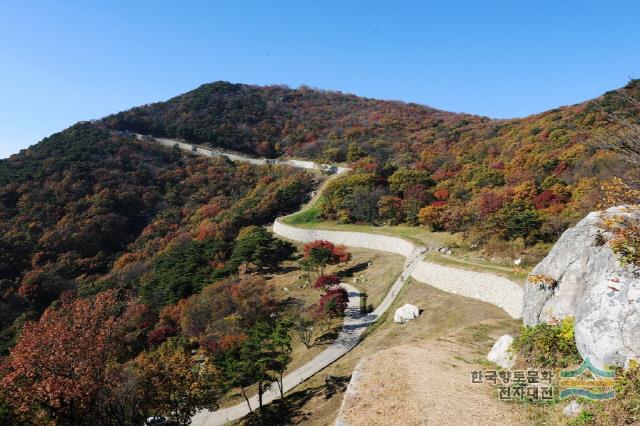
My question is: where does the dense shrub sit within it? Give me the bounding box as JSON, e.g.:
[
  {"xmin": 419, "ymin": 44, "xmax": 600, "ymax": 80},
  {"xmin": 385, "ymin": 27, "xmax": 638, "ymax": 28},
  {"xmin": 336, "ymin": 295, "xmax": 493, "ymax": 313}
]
[
  {"xmin": 313, "ymin": 274, "xmax": 341, "ymax": 291},
  {"xmin": 589, "ymin": 361, "xmax": 640, "ymax": 425},
  {"xmin": 511, "ymin": 317, "xmax": 581, "ymax": 368},
  {"xmin": 609, "ymin": 222, "xmax": 640, "ymax": 267}
]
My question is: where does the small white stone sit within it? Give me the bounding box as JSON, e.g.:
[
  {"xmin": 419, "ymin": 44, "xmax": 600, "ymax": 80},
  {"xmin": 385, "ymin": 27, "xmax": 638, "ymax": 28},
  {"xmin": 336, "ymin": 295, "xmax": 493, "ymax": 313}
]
[
  {"xmin": 394, "ymin": 304, "xmax": 420, "ymax": 323},
  {"xmin": 487, "ymin": 335, "xmax": 516, "ymax": 369},
  {"xmin": 514, "ymin": 258, "xmax": 523, "ymax": 266},
  {"xmin": 563, "ymin": 400, "xmax": 583, "ymax": 417}
]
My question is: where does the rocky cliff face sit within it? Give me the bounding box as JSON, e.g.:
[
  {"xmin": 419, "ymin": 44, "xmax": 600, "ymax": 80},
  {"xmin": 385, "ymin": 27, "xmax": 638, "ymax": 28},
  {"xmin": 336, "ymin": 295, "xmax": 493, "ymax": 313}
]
[{"xmin": 523, "ymin": 206, "xmax": 640, "ymax": 369}]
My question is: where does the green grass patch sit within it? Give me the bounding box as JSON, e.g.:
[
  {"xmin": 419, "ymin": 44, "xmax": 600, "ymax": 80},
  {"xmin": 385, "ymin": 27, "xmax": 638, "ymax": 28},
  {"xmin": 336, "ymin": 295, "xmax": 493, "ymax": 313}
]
[
  {"xmin": 283, "ymin": 195, "xmax": 324, "ymax": 225},
  {"xmin": 284, "ymin": 219, "xmax": 459, "ymax": 249},
  {"xmin": 424, "ymin": 252, "xmax": 528, "ymax": 282}
]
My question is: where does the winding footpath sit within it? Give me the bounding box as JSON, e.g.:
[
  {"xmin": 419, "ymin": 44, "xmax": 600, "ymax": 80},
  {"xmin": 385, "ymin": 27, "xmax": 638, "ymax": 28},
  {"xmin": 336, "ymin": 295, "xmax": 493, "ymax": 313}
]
[{"xmin": 132, "ymin": 135, "xmax": 523, "ymax": 425}]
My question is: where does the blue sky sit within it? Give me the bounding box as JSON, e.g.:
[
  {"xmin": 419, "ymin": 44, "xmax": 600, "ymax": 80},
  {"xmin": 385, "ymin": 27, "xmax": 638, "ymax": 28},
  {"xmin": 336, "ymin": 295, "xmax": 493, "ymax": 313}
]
[{"xmin": 1, "ymin": 1, "xmax": 639, "ymax": 158}]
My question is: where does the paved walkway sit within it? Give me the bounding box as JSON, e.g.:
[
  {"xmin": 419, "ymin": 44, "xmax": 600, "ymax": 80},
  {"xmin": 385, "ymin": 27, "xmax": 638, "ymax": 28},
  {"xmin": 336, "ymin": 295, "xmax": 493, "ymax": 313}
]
[{"xmin": 190, "ymin": 260, "xmax": 422, "ymax": 426}]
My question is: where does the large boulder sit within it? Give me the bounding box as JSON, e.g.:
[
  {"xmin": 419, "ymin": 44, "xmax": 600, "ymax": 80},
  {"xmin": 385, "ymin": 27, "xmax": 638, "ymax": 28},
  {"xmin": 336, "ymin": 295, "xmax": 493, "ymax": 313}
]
[
  {"xmin": 394, "ymin": 303, "xmax": 420, "ymax": 323},
  {"xmin": 486, "ymin": 335, "xmax": 516, "ymax": 369},
  {"xmin": 522, "ymin": 206, "xmax": 640, "ymax": 369}
]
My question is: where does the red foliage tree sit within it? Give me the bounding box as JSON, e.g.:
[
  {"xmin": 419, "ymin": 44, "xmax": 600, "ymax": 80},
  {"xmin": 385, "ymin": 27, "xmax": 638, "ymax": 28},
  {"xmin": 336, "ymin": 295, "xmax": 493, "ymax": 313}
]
[
  {"xmin": 315, "ymin": 288, "xmax": 349, "ymax": 320},
  {"xmin": 0, "ymin": 290, "xmax": 146, "ymax": 423},
  {"xmin": 147, "ymin": 325, "xmax": 177, "ymax": 346},
  {"xmin": 433, "ymin": 188, "xmax": 450, "ymax": 201},
  {"xmin": 553, "ymin": 160, "xmax": 568, "ymax": 176},
  {"xmin": 533, "ymin": 190, "xmax": 568, "ymax": 210},
  {"xmin": 313, "ymin": 274, "xmax": 341, "ymax": 291},
  {"xmin": 302, "ymin": 240, "xmax": 351, "ymax": 274},
  {"xmin": 478, "ymin": 191, "xmax": 504, "ymax": 217},
  {"xmin": 404, "ymin": 183, "xmax": 433, "ymax": 204}
]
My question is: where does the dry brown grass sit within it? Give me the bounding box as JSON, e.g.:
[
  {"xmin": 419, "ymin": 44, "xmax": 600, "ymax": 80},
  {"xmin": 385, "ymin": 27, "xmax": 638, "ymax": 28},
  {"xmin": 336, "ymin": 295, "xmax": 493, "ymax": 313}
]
[{"xmin": 238, "ymin": 281, "xmax": 534, "ymax": 425}]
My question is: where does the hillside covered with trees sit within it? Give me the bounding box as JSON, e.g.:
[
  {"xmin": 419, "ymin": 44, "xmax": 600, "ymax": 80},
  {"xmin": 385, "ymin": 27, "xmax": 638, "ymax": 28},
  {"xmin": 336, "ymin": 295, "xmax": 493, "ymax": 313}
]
[
  {"xmin": 103, "ymin": 80, "xmax": 640, "ymax": 258},
  {"xmin": 2, "ymin": 80, "xmax": 639, "ymax": 424},
  {"xmin": 0, "ymin": 123, "xmax": 317, "ymax": 423}
]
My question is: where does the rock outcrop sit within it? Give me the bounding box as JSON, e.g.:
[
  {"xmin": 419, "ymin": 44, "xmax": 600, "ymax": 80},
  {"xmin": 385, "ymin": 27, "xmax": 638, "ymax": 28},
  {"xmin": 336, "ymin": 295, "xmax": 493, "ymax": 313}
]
[
  {"xmin": 486, "ymin": 335, "xmax": 516, "ymax": 369},
  {"xmin": 522, "ymin": 206, "xmax": 640, "ymax": 369}
]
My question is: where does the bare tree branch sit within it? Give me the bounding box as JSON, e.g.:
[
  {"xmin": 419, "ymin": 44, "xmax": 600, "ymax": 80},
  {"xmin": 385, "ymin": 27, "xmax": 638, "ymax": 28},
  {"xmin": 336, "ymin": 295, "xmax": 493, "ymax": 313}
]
[{"xmin": 595, "ymin": 81, "xmax": 640, "ymax": 166}]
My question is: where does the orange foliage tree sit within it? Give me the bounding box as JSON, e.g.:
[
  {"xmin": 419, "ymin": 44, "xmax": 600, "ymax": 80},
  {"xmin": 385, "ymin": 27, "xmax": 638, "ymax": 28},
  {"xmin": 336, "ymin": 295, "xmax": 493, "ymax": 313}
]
[{"xmin": 0, "ymin": 290, "xmax": 147, "ymax": 424}]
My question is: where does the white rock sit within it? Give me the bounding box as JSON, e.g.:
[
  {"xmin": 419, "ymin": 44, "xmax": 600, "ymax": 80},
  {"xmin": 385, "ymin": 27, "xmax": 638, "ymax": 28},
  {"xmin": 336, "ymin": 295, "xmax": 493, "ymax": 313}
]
[
  {"xmin": 394, "ymin": 304, "xmax": 420, "ymax": 323},
  {"xmin": 514, "ymin": 258, "xmax": 523, "ymax": 266},
  {"xmin": 563, "ymin": 400, "xmax": 583, "ymax": 417},
  {"xmin": 523, "ymin": 206, "xmax": 640, "ymax": 369},
  {"xmin": 486, "ymin": 335, "xmax": 516, "ymax": 369}
]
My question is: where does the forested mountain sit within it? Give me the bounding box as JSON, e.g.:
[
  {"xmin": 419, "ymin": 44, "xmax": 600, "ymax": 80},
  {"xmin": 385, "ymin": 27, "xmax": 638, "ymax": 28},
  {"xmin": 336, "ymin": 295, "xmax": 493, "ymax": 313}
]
[
  {"xmin": 103, "ymin": 80, "xmax": 640, "ymax": 256},
  {"xmin": 1, "ymin": 80, "xmax": 638, "ymax": 424},
  {"xmin": 0, "ymin": 123, "xmax": 312, "ymax": 351},
  {"xmin": 102, "ymin": 81, "xmax": 475, "ymax": 159}
]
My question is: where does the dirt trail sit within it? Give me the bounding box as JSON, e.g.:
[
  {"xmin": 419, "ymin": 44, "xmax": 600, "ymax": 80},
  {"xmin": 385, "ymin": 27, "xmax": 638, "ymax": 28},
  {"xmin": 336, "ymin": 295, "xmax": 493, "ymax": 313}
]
[{"xmin": 337, "ymin": 343, "xmax": 526, "ymax": 426}]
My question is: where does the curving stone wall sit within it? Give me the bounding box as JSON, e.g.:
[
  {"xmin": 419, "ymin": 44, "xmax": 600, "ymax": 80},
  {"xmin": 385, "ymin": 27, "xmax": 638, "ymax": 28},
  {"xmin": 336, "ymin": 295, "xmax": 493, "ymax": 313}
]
[
  {"xmin": 273, "ymin": 219, "xmax": 416, "ymax": 258},
  {"xmin": 273, "ymin": 219, "xmax": 523, "ymax": 319},
  {"xmin": 411, "ymin": 262, "xmax": 522, "ymax": 319},
  {"xmin": 143, "ymin": 135, "xmax": 350, "ymax": 172}
]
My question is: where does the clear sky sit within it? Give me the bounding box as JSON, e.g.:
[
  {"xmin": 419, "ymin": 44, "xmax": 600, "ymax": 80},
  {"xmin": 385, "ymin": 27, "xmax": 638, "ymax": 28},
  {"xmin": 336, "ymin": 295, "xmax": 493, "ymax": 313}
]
[{"xmin": 1, "ymin": 0, "xmax": 639, "ymax": 159}]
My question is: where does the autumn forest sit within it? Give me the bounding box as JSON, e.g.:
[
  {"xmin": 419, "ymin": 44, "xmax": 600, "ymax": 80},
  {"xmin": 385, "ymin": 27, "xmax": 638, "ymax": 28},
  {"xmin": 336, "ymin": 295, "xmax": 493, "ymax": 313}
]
[{"xmin": 1, "ymin": 80, "xmax": 639, "ymax": 424}]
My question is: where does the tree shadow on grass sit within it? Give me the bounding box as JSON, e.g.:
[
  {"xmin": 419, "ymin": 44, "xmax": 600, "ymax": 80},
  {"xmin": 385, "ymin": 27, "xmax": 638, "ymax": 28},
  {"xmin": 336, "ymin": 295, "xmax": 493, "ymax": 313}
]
[
  {"xmin": 312, "ymin": 328, "xmax": 341, "ymax": 346},
  {"xmin": 336, "ymin": 262, "xmax": 369, "ymax": 279},
  {"xmin": 244, "ymin": 375, "xmax": 351, "ymax": 425}
]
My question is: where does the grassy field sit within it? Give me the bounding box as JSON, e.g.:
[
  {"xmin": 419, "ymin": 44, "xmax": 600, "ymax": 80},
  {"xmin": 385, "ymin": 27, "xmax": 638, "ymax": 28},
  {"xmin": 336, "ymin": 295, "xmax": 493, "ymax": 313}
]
[
  {"xmin": 282, "ymin": 194, "xmax": 325, "ymax": 226},
  {"xmin": 238, "ymin": 277, "xmax": 584, "ymax": 425},
  {"xmin": 424, "ymin": 252, "xmax": 529, "ymax": 282}
]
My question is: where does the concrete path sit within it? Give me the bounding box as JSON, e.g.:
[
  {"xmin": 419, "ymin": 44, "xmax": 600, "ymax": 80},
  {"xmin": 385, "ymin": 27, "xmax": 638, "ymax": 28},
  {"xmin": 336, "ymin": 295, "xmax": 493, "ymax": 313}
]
[
  {"xmin": 190, "ymin": 264, "xmax": 421, "ymax": 426},
  {"xmin": 134, "ymin": 134, "xmax": 349, "ymax": 173}
]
